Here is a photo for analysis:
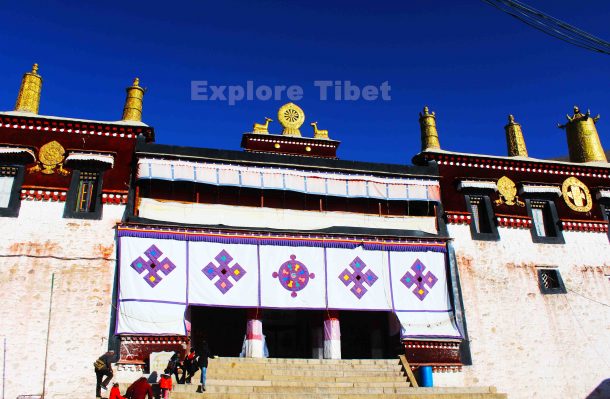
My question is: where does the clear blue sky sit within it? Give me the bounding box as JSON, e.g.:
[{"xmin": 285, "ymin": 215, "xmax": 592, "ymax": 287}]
[{"xmin": 1, "ymin": 1, "xmax": 609, "ymax": 164}]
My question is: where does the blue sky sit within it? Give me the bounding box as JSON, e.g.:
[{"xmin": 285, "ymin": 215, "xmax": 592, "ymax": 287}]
[{"xmin": 1, "ymin": 1, "xmax": 610, "ymax": 164}]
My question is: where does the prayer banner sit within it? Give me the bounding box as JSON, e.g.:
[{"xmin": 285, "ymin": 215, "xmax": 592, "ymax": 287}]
[{"xmin": 116, "ymin": 227, "xmax": 461, "ymax": 339}]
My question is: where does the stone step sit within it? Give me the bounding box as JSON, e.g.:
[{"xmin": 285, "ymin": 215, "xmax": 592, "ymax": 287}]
[
  {"xmin": 181, "ymin": 379, "xmax": 413, "ymax": 388},
  {"xmin": 208, "ymin": 362, "xmax": 401, "ymax": 371},
  {"xmin": 173, "ymin": 386, "xmax": 500, "ymax": 395},
  {"xmin": 209, "ymin": 357, "xmax": 399, "ymax": 365},
  {"xmin": 169, "ymin": 391, "xmax": 507, "ymax": 399},
  {"xmin": 205, "ymin": 369, "xmax": 404, "ymax": 378}
]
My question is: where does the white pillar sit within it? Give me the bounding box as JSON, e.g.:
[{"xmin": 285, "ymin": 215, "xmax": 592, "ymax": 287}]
[
  {"xmin": 245, "ymin": 309, "xmax": 264, "ymax": 358},
  {"xmin": 323, "ymin": 311, "xmax": 341, "ymax": 359}
]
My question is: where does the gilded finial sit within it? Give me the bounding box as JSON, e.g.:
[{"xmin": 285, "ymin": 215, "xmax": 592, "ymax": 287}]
[
  {"xmin": 311, "ymin": 121, "xmax": 330, "ymax": 139},
  {"xmin": 278, "ymin": 102, "xmax": 305, "ymax": 136},
  {"xmin": 14, "ymin": 63, "xmax": 43, "ymax": 114},
  {"xmin": 121, "ymin": 77, "xmax": 145, "ymax": 122},
  {"xmin": 419, "ymin": 106, "xmax": 440, "ymax": 151},
  {"xmin": 558, "ymin": 106, "xmax": 606, "ymax": 163},
  {"xmin": 504, "ymin": 114, "xmax": 528, "ymax": 157},
  {"xmin": 253, "ymin": 117, "xmax": 273, "ymax": 134}
]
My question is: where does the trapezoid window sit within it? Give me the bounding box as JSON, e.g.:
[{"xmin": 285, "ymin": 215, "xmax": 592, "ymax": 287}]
[
  {"xmin": 465, "ymin": 195, "xmax": 499, "ymax": 241},
  {"xmin": 537, "ymin": 268, "xmax": 566, "ymax": 294},
  {"xmin": 526, "ymin": 199, "xmax": 563, "ymax": 244}
]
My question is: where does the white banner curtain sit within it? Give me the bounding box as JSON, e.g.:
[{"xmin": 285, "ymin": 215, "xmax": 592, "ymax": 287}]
[{"xmin": 116, "ymin": 230, "xmax": 460, "ymax": 339}]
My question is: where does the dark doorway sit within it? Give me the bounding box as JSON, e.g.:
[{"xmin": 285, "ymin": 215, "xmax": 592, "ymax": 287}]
[
  {"xmin": 340, "ymin": 311, "xmax": 400, "ymax": 359},
  {"xmin": 263, "ymin": 309, "xmax": 322, "ymax": 358},
  {"xmin": 190, "ymin": 306, "xmax": 246, "ymax": 357}
]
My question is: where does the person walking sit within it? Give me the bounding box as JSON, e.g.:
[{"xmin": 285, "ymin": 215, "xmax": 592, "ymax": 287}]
[
  {"xmin": 125, "ymin": 376, "xmax": 153, "ymax": 399},
  {"xmin": 196, "ymin": 341, "xmax": 211, "ymax": 393},
  {"xmin": 165, "ymin": 351, "xmax": 182, "ymax": 384},
  {"xmin": 94, "ymin": 350, "xmax": 116, "ymax": 398}
]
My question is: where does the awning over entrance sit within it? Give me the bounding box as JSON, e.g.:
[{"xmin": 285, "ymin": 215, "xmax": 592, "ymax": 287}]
[
  {"xmin": 116, "ymin": 226, "xmax": 461, "ymax": 340},
  {"xmin": 136, "ymin": 158, "xmax": 441, "ymax": 202}
]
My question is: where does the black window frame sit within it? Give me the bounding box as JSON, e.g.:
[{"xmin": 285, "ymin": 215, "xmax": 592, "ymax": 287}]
[
  {"xmin": 0, "ymin": 163, "xmax": 25, "ymax": 218},
  {"xmin": 537, "ymin": 268, "xmax": 567, "ymax": 295},
  {"xmin": 64, "ymin": 169, "xmax": 104, "ymax": 220},
  {"xmin": 525, "ymin": 198, "xmax": 564, "ymax": 244},
  {"xmin": 464, "ymin": 194, "xmax": 500, "ymax": 241}
]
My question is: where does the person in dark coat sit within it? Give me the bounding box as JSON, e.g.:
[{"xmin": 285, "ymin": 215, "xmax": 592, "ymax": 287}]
[
  {"xmin": 181, "ymin": 348, "xmax": 197, "ymax": 384},
  {"xmin": 165, "ymin": 351, "xmax": 182, "ymax": 384},
  {"xmin": 196, "ymin": 342, "xmax": 211, "ymax": 392},
  {"xmin": 125, "ymin": 376, "xmax": 153, "ymax": 399},
  {"xmin": 95, "ymin": 350, "xmax": 116, "ymax": 398}
]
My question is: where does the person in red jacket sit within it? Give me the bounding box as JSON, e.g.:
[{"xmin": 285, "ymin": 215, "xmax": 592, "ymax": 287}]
[
  {"xmin": 159, "ymin": 373, "xmax": 173, "ymax": 399},
  {"xmin": 125, "ymin": 377, "xmax": 153, "ymax": 399},
  {"xmin": 109, "ymin": 383, "xmax": 126, "ymax": 399}
]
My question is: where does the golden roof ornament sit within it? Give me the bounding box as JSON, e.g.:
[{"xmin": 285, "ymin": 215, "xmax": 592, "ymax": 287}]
[
  {"xmin": 122, "ymin": 77, "xmax": 145, "ymax": 122},
  {"xmin": 252, "ymin": 117, "xmax": 272, "ymax": 134},
  {"xmin": 15, "ymin": 63, "xmax": 43, "ymax": 114},
  {"xmin": 558, "ymin": 106, "xmax": 606, "ymax": 163},
  {"xmin": 310, "ymin": 122, "xmax": 330, "ymax": 139},
  {"xmin": 28, "ymin": 141, "xmax": 69, "ymax": 176},
  {"xmin": 419, "ymin": 106, "xmax": 440, "ymax": 151},
  {"xmin": 505, "ymin": 115, "xmax": 528, "ymax": 157},
  {"xmin": 278, "ymin": 102, "xmax": 305, "ymax": 137}
]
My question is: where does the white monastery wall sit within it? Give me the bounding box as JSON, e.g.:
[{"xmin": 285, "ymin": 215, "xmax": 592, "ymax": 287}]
[
  {"xmin": 446, "ymin": 224, "xmax": 610, "ymax": 399},
  {"xmin": 0, "ymin": 201, "xmax": 124, "ymax": 399}
]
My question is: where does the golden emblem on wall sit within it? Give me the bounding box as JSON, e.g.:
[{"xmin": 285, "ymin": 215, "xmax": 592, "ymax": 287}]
[
  {"xmin": 495, "ymin": 176, "xmax": 524, "ymax": 207},
  {"xmin": 562, "ymin": 177, "xmax": 592, "ymax": 212},
  {"xmin": 278, "ymin": 102, "xmax": 305, "ymax": 136},
  {"xmin": 28, "ymin": 141, "xmax": 69, "ymax": 176}
]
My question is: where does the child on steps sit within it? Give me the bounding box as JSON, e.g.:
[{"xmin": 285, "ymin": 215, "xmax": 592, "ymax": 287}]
[{"xmin": 159, "ymin": 373, "xmax": 173, "ymax": 399}]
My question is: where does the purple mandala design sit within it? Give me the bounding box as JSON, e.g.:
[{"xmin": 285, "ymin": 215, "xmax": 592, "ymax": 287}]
[
  {"xmin": 272, "ymin": 254, "xmax": 315, "ymax": 297},
  {"xmin": 339, "ymin": 256, "xmax": 378, "ymax": 299},
  {"xmin": 400, "ymin": 259, "xmax": 438, "ymax": 301},
  {"xmin": 202, "ymin": 249, "xmax": 246, "ymax": 294},
  {"xmin": 130, "ymin": 245, "xmax": 177, "ymax": 288}
]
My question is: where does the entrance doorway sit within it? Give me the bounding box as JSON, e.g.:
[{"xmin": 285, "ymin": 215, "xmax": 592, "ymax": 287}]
[
  {"xmin": 190, "ymin": 306, "xmax": 246, "ymax": 357},
  {"xmin": 263, "ymin": 309, "xmax": 322, "ymax": 358},
  {"xmin": 340, "ymin": 311, "xmax": 401, "ymax": 359}
]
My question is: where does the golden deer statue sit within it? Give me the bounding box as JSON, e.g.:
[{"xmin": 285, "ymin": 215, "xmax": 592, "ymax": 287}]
[
  {"xmin": 310, "ymin": 122, "xmax": 329, "ymax": 139},
  {"xmin": 253, "ymin": 117, "xmax": 273, "ymax": 134}
]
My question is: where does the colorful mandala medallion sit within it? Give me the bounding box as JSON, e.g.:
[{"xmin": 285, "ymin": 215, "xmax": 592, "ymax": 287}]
[{"xmin": 272, "ymin": 254, "xmax": 315, "ymax": 297}]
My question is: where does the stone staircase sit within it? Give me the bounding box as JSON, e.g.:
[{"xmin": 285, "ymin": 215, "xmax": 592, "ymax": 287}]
[{"xmin": 161, "ymin": 357, "xmax": 506, "ymax": 399}]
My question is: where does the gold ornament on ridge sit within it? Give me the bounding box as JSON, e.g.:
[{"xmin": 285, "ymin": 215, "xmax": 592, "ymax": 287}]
[
  {"xmin": 504, "ymin": 115, "xmax": 528, "ymax": 157},
  {"xmin": 310, "ymin": 122, "xmax": 329, "ymax": 139},
  {"xmin": 28, "ymin": 141, "xmax": 69, "ymax": 176},
  {"xmin": 557, "ymin": 106, "xmax": 606, "ymax": 163},
  {"xmin": 419, "ymin": 106, "xmax": 440, "ymax": 151},
  {"xmin": 278, "ymin": 103, "xmax": 305, "ymax": 136},
  {"xmin": 122, "ymin": 77, "xmax": 145, "ymax": 122},
  {"xmin": 561, "ymin": 176, "xmax": 592, "ymax": 213},
  {"xmin": 252, "ymin": 117, "xmax": 272, "ymax": 134},
  {"xmin": 15, "ymin": 63, "xmax": 43, "ymax": 114},
  {"xmin": 495, "ymin": 176, "xmax": 524, "ymax": 207}
]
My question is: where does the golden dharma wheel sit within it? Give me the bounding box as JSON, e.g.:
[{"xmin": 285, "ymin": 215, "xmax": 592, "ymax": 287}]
[{"xmin": 278, "ymin": 102, "xmax": 305, "ymax": 137}]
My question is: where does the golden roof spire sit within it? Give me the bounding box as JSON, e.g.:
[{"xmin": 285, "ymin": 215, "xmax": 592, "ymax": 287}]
[
  {"xmin": 14, "ymin": 63, "xmax": 43, "ymax": 114},
  {"xmin": 558, "ymin": 105, "xmax": 606, "ymax": 163},
  {"xmin": 121, "ymin": 77, "xmax": 145, "ymax": 122},
  {"xmin": 419, "ymin": 106, "xmax": 440, "ymax": 151},
  {"xmin": 504, "ymin": 114, "xmax": 528, "ymax": 157}
]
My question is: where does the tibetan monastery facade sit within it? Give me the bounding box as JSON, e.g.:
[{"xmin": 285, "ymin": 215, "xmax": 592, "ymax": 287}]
[
  {"xmin": 0, "ymin": 67, "xmax": 468, "ymax": 399},
  {"xmin": 414, "ymin": 108, "xmax": 610, "ymax": 399},
  {"xmin": 0, "ymin": 67, "xmax": 153, "ymax": 399}
]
